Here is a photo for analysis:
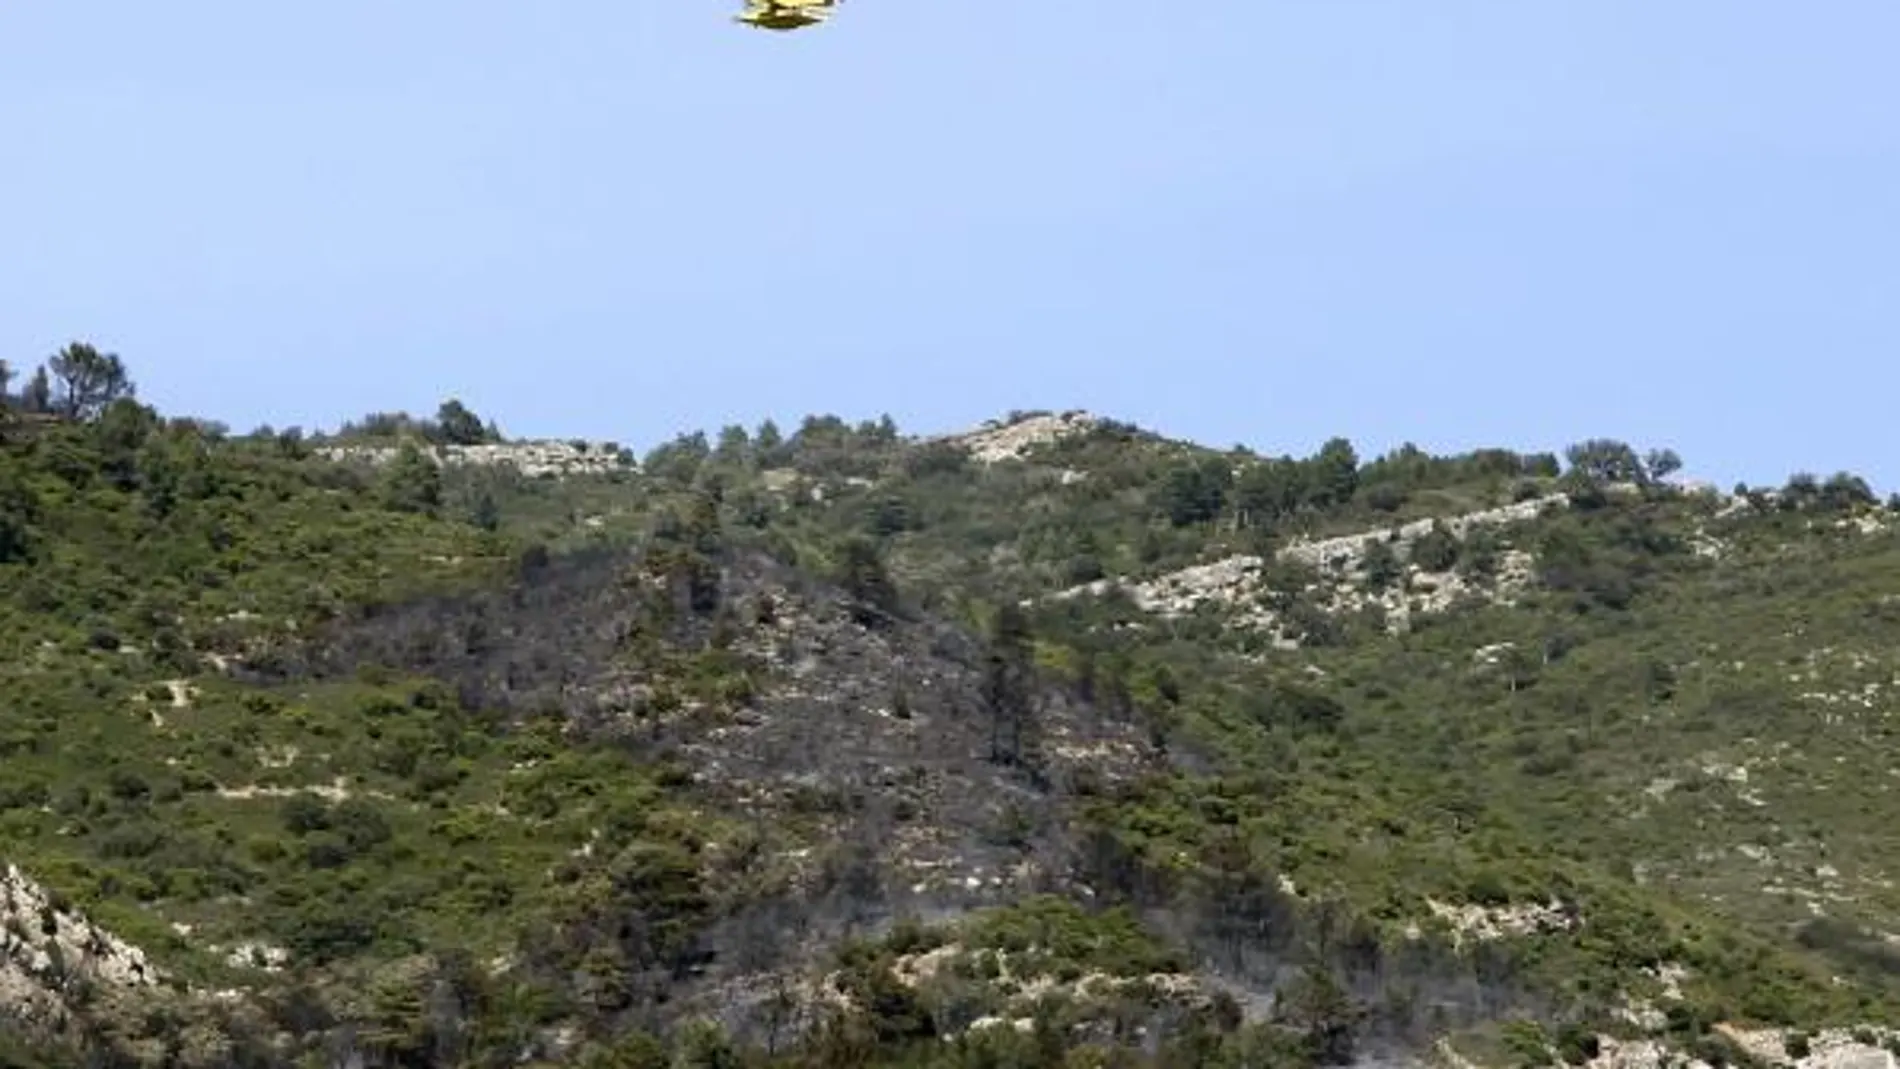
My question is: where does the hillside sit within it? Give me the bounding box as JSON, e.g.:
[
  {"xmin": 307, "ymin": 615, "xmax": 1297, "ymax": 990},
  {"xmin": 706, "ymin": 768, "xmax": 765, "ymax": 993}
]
[{"xmin": 4, "ymin": 367, "xmax": 1900, "ymax": 1069}]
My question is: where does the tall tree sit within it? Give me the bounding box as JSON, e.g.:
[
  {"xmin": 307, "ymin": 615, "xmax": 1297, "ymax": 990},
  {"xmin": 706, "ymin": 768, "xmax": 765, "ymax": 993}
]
[
  {"xmin": 379, "ymin": 441, "xmax": 443, "ymax": 515},
  {"xmin": 20, "ymin": 366, "xmax": 52, "ymax": 414},
  {"xmin": 1564, "ymin": 438, "xmax": 1644, "ymax": 484},
  {"xmin": 1235, "ymin": 458, "xmax": 1301, "ymax": 527},
  {"xmin": 1159, "ymin": 455, "xmax": 1232, "ymax": 527},
  {"xmin": 470, "ymin": 490, "xmax": 501, "ymax": 532},
  {"xmin": 0, "ymin": 456, "xmax": 34, "ymax": 563},
  {"xmin": 46, "ymin": 342, "xmax": 135, "ymax": 420},
  {"xmin": 1643, "ymin": 447, "xmax": 1684, "ymax": 483},
  {"xmin": 1276, "ymin": 964, "xmax": 1364, "ymax": 1066},
  {"xmin": 754, "ymin": 418, "xmax": 784, "ymax": 456},
  {"xmin": 983, "ymin": 603, "xmax": 1041, "ymax": 770},
  {"xmin": 1819, "ymin": 471, "xmax": 1875, "ymax": 512},
  {"xmin": 713, "ymin": 423, "xmax": 752, "ymax": 465},
  {"xmin": 836, "ymin": 536, "xmax": 898, "ymax": 625},
  {"xmin": 435, "ymin": 398, "xmax": 489, "ymax": 446},
  {"xmin": 644, "ymin": 431, "xmax": 711, "ymax": 486},
  {"xmin": 1307, "ymin": 436, "xmax": 1360, "ymax": 509},
  {"xmin": 91, "ymin": 399, "xmax": 159, "ymax": 492}
]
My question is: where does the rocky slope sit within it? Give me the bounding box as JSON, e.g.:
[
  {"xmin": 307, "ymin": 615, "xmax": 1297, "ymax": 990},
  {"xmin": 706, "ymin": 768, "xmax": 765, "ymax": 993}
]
[{"xmin": 315, "ymin": 437, "xmax": 634, "ymax": 478}]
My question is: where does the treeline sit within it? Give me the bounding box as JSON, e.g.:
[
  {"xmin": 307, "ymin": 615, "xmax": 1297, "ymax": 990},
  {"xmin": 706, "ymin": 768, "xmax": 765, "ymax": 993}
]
[
  {"xmin": 327, "ymin": 398, "xmax": 505, "ymax": 447},
  {"xmin": 14, "ymin": 341, "xmax": 1890, "ymax": 519},
  {"xmin": 1159, "ymin": 434, "xmax": 1893, "ymax": 533},
  {"xmin": 0, "ymin": 344, "xmax": 506, "ymax": 453},
  {"xmin": 639, "ymin": 412, "xmax": 906, "ymax": 485},
  {"xmin": 0, "ymin": 341, "xmax": 136, "ymax": 420},
  {"xmin": 1158, "ymin": 439, "xmax": 1595, "ymax": 531}
]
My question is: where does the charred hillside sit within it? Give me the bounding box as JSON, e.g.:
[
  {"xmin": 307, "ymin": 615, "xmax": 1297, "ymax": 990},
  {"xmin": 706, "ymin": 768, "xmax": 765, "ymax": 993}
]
[
  {"xmin": 241, "ymin": 526, "xmax": 1172, "ymax": 905},
  {"xmin": 215, "ymin": 520, "xmax": 1188, "ymax": 1025},
  {"xmin": 221, "ymin": 526, "xmax": 1578, "ymax": 1063}
]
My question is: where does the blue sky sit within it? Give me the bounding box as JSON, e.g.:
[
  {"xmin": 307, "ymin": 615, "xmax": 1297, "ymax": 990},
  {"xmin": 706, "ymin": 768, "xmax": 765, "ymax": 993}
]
[{"xmin": 4, "ymin": 3, "xmax": 1896, "ymax": 490}]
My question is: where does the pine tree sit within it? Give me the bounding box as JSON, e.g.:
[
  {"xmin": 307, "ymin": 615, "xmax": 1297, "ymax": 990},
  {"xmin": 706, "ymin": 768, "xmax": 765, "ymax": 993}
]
[
  {"xmin": 21, "ymin": 367, "xmax": 52, "ymax": 414},
  {"xmin": 379, "ymin": 441, "xmax": 442, "ymax": 515},
  {"xmin": 470, "ymin": 490, "xmax": 500, "ymax": 532},
  {"xmin": 983, "ymin": 603, "xmax": 1041, "ymax": 770},
  {"xmin": 46, "ymin": 342, "xmax": 135, "ymax": 420}
]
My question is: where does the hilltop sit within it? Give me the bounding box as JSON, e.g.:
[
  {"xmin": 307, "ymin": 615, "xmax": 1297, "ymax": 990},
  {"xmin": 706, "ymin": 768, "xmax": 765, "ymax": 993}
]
[{"xmin": 4, "ymin": 352, "xmax": 1900, "ymax": 1069}]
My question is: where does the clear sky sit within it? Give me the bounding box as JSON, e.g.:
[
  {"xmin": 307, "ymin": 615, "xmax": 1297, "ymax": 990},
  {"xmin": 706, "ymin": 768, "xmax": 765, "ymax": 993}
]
[{"xmin": 4, "ymin": 3, "xmax": 1896, "ymax": 490}]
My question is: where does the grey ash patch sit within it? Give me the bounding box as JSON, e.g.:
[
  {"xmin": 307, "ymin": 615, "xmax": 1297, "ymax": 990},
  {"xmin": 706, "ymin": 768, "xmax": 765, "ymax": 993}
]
[{"xmin": 667, "ymin": 557, "xmax": 1161, "ymax": 915}]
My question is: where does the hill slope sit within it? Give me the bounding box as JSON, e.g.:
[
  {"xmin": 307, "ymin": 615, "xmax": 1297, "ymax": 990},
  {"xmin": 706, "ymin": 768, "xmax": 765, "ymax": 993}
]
[{"xmin": 4, "ymin": 392, "xmax": 1900, "ymax": 1069}]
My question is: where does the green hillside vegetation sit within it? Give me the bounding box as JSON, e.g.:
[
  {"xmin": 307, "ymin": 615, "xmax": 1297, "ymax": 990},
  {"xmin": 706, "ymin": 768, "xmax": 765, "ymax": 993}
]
[{"xmin": 4, "ymin": 348, "xmax": 1900, "ymax": 1068}]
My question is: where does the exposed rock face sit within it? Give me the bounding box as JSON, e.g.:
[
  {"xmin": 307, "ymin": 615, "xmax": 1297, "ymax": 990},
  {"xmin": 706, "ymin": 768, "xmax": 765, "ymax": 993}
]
[
  {"xmin": 1423, "ymin": 897, "xmax": 1578, "ymax": 947},
  {"xmin": 1048, "ymin": 495, "xmax": 1564, "ymax": 643},
  {"xmin": 1277, "ymin": 495, "xmax": 1565, "ymax": 573},
  {"xmin": 315, "ymin": 439, "xmax": 633, "ymax": 479},
  {"xmin": 938, "ymin": 411, "xmax": 1100, "ymax": 464},
  {"xmin": 1, "ymin": 864, "xmax": 159, "ymax": 1028},
  {"xmin": 1581, "ymin": 1037, "xmax": 1698, "ymax": 1069},
  {"xmin": 1442, "ymin": 1023, "xmax": 1900, "ymax": 1069},
  {"xmin": 1060, "ymin": 553, "xmax": 1272, "ymax": 622},
  {"xmin": 854, "ymin": 941, "xmax": 1211, "ymax": 1041},
  {"xmin": 1472, "ymin": 1023, "xmax": 1900, "ymax": 1069},
  {"xmin": 1715, "ymin": 1028, "xmax": 1899, "ymax": 1069}
]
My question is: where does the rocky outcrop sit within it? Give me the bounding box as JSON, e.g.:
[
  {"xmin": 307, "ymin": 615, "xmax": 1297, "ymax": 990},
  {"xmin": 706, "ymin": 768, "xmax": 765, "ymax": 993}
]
[
  {"xmin": 1574, "ymin": 1028, "xmax": 1900, "ymax": 1069},
  {"xmin": 1278, "ymin": 495, "xmax": 1564, "ymax": 574},
  {"xmin": 1048, "ymin": 495, "xmax": 1564, "ymax": 643},
  {"xmin": 1716, "ymin": 1027, "xmax": 1900, "ymax": 1069},
  {"xmin": 316, "ymin": 439, "xmax": 633, "ymax": 479},
  {"xmin": 937, "ymin": 411, "xmax": 1099, "ymax": 464},
  {"xmin": 1423, "ymin": 897, "xmax": 1578, "ymax": 947},
  {"xmin": 1, "ymin": 864, "xmax": 160, "ymax": 1029},
  {"xmin": 1440, "ymin": 1023, "xmax": 1900, "ymax": 1069}
]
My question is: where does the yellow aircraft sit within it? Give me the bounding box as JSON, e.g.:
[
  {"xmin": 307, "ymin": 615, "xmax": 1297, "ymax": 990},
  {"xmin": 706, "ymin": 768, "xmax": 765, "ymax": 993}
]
[{"xmin": 735, "ymin": 0, "xmax": 838, "ymax": 31}]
